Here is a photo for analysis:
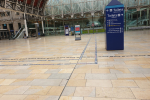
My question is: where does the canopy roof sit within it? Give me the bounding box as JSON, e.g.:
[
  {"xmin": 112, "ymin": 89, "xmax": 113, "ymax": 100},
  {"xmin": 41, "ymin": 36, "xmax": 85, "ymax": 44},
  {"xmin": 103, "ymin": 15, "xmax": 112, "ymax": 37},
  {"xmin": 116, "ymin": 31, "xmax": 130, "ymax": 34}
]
[
  {"xmin": 45, "ymin": 0, "xmax": 150, "ymax": 17},
  {"xmin": 0, "ymin": 0, "xmax": 48, "ymax": 16}
]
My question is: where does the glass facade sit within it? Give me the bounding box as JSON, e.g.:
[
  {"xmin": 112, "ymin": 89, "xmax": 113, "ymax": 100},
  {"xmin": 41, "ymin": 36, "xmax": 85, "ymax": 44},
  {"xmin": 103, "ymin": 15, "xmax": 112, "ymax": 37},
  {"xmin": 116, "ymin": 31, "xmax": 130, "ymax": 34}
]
[
  {"xmin": 39, "ymin": 0, "xmax": 150, "ymax": 35},
  {"xmin": 126, "ymin": 8, "xmax": 150, "ymax": 30}
]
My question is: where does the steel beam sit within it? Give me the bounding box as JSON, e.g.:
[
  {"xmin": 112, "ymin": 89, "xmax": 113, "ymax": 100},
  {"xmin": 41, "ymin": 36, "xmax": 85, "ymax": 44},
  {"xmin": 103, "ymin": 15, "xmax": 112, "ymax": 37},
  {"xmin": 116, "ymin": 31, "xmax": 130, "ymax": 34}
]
[
  {"xmin": 24, "ymin": 0, "xmax": 27, "ymax": 13},
  {"xmin": 40, "ymin": 0, "xmax": 49, "ymax": 15},
  {"xmin": 37, "ymin": 0, "xmax": 43, "ymax": 8},
  {"xmin": 1, "ymin": 0, "xmax": 47, "ymax": 16},
  {"xmin": 5, "ymin": 0, "xmax": 6, "ymax": 8},
  {"xmin": 37, "ymin": 0, "xmax": 43, "ymax": 15},
  {"xmin": 0, "ymin": 6, "xmax": 42, "ymax": 17},
  {"xmin": 31, "ymin": 0, "xmax": 35, "ymax": 14}
]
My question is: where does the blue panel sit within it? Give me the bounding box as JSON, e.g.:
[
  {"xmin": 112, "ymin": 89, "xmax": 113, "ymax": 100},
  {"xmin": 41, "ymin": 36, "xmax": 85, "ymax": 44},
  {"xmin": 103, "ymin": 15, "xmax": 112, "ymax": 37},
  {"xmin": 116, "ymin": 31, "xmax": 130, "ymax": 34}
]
[
  {"xmin": 76, "ymin": 31, "xmax": 80, "ymax": 33},
  {"xmin": 105, "ymin": 1, "xmax": 124, "ymax": 50},
  {"xmin": 106, "ymin": 5, "xmax": 124, "ymax": 9},
  {"xmin": 10, "ymin": 30, "xmax": 14, "ymax": 32},
  {"xmin": 65, "ymin": 34, "xmax": 69, "ymax": 36}
]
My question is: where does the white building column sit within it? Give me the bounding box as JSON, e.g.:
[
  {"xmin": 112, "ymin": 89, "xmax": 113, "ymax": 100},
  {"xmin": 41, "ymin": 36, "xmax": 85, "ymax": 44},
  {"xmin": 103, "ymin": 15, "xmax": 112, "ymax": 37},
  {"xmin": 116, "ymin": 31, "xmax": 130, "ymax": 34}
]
[
  {"xmin": 24, "ymin": 13, "xmax": 28, "ymax": 37},
  {"xmin": 42, "ymin": 18, "xmax": 44, "ymax": 34}
]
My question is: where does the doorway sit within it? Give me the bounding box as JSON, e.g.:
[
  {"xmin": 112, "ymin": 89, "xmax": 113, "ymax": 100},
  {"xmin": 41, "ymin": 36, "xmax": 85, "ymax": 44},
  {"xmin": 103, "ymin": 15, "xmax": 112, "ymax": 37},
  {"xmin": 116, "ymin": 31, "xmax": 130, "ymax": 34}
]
[
  {"xmin": 9, "ymin": 24, "xmax": 14, "ymax": 37},
  {"xmin": 9, "ymin": 24, "xmax": 14, "ymax": 30},
  {"xmin": 18, "ymin": 23, "xmax": 21, "ymax": 29}
]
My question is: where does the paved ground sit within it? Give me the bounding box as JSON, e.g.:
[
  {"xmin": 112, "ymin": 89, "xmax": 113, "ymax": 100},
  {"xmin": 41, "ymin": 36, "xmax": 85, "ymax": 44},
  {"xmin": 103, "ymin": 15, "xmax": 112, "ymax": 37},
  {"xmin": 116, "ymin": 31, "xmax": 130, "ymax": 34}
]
[{"xmin": 0, "ymin": 30, "xmax": 150, "ymax": 100}]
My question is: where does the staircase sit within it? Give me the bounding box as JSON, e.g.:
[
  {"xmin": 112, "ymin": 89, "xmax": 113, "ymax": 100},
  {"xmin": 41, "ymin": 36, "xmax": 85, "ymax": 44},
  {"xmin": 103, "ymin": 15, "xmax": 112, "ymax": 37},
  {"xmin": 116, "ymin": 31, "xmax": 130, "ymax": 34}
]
[{"xmin": 12, "ymin": 26, "xmax": 25, "ymax": 39}]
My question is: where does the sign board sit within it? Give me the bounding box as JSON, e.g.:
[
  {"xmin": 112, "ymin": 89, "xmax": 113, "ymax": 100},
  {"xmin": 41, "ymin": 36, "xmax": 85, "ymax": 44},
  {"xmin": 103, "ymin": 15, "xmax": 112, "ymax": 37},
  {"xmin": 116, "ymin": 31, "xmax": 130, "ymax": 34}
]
[
  {"xmin": 105, "ymin": 0, "xmax": 124, "ymax": 50},
  {"xmin": 75, "ymin": 25, "xmax": 80, "ymax": 34},
  {"xmin": 75, "ymin": 25, "xmax": 81, "ymax": 40},
  {"xmin": 65, "ymin": 25, "xmax": 69, "ymax": 36}
]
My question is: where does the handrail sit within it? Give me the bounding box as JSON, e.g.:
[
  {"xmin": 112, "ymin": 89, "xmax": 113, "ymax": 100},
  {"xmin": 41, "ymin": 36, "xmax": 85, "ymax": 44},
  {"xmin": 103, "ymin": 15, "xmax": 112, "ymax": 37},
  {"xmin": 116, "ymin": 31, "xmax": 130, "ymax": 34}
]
[
  {"xmin": 12, "ymin": 26, "xmax": 25, "ymax": 39},
  {"xmin": 129, "ymin": 26, "xmax": 150, "ymax": 30},
  {"xmin": 13, "ymin": 28, "xmax": 22, "ymax": 38},
  {"xmin": 17, "ymin": 28, "xmax": 25, "ymax": 39},
  {"xmin": 13, "ymin": 28, "xmax": 23, "ymax": 39},
  {"xmin": 127, "ymin": 16, "xmax": 147, "ymax": 26}
]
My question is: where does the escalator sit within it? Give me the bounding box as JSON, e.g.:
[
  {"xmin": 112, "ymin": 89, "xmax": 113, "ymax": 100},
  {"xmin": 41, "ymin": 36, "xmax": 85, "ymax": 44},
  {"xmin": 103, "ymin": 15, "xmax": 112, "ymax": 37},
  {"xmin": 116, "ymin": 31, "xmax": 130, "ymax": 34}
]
[
  {"xmin": 127, "ymin": 16, "xmax": 149, "ymax": 26},
  {"xmin": 11, "ymin": 26, "xmax": 25, "ymax": 40}
]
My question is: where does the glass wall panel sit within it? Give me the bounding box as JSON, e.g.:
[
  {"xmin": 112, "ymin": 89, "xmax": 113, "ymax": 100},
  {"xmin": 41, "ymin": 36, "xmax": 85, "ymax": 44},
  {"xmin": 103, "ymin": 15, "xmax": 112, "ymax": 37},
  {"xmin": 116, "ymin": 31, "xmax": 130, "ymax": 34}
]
[
  {"xmin": 28, "ymin": 0, "xmax": 150, "ymax": 37},
  {"xmin": 54, "ymin": 19, "xmax": 64, "ymax": 35},
  {"xmin": 44, "ymin": 19, "xmax": 54, "ymax": 36},
  {"xmin": 126, "ymin": 9, "xmax": 138, "ymax": 30},
  {"xmin": 59, "ymin": 20, "xmax": 64, "ymax": 35},
  {"xmin": 125, "ymin": 7, "xmax": 150, "ymax": 30},
  {"xmin": 139, "ymin": 8, "xmax": 149, "ymax": 26},
  {"xmin": 94, "ymin": 12, "xmax": 105, "ymax": 33},
  {"xmin": 44, "ymin": 0, "xmax": 150, "ymax": 33},
  {"xmin": 82, "ymin": 17, "xmax": 90, "ymax": 34}
]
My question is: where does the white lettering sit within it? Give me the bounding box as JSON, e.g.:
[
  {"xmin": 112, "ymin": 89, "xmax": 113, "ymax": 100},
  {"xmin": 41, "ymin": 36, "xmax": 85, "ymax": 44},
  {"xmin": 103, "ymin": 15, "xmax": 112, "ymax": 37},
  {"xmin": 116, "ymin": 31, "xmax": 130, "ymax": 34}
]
[{"xmin": 113, "ymin": 8, "xmax": 123, "ymax": 12}]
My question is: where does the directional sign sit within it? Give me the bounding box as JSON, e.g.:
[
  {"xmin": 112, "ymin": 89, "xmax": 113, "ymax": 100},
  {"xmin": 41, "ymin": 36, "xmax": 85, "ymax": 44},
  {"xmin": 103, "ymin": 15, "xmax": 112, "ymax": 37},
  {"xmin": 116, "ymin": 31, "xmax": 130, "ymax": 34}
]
[
  {"xmin": 105, "ymin": 0, "xmax": 124, "ymax": 50},
  {"xmin": 106, "ymin": 7, "xmax": 124, "ymax": 34}
]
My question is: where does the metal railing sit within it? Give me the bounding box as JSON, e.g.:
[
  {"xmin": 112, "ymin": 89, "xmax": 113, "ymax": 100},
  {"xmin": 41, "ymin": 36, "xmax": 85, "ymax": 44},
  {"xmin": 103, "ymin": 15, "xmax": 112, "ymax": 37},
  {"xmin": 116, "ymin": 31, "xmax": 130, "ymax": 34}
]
[{"xmin": 12, "ymin": 26, "xmax": 25, "ymax": 39}]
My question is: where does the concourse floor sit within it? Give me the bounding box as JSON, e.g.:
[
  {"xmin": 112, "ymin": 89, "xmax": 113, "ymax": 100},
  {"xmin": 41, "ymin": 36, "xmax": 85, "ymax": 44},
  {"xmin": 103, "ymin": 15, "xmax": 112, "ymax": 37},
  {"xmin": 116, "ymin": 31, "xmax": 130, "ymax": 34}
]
[{"xmin": 0, "ymin": 30, "xmax": 150, "ymax": 100}]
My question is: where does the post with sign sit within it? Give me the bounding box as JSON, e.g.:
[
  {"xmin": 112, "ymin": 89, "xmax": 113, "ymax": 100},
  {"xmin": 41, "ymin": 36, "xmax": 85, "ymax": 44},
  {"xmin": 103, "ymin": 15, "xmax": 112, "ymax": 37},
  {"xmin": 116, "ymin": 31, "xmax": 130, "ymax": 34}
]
[
  {"xmin": 105, "ymin": 0, "xmax": 124, "ymax": 50},
  {"xmin": 75, "ymin": 25, "xmax": 81, "ymax": 41},
  {"xmin": 65, "ymin": 25, "xmax": 69, "ymax": 36}
]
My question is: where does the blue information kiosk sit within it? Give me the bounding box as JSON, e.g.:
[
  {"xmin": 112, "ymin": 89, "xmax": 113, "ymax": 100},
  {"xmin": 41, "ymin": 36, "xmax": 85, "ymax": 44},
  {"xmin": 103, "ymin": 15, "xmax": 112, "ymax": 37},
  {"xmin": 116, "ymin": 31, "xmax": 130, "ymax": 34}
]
[{"xmin": 105, "ymin": 0, "xmax": 124, "ymax": 50}]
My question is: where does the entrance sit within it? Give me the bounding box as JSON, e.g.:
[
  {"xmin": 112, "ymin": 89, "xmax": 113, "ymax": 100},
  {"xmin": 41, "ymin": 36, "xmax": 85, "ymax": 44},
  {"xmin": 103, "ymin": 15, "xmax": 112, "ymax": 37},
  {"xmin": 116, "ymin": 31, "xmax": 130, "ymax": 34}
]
[
  {"xmin": 9, "ymin": 24, "xmax": 14, "ymax": 38},
  {"xmin": 18, "ymin": 23, "xmax": 21, "ymax": 29},
  {"xmin": 9, "ymin": 24, "xmax": 14, "ymax": 30}
]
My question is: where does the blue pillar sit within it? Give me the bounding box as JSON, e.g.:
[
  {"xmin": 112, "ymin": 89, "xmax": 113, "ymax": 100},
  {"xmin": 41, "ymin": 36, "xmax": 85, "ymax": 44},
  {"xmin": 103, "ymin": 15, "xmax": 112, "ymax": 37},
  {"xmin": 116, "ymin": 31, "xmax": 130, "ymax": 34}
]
[{"xmin": 105, "ymin": 0, "xmax": 124, "ymax": 50}]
